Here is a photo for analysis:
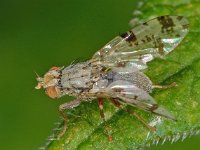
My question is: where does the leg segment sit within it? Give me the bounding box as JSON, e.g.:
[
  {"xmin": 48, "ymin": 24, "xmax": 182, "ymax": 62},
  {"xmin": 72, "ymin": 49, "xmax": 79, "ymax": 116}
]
[
  {"xmin": 97, "ymin": 98, "xmax": 112, "ymax": 142},
  {"xmin": 110, "ymin": 98, "xmax": 156, "ymax": 132},
  {"xmin": 152, "ymin": 82, "xmax": 177, "ymax": 89},
  {"xmin": 97, "ymin": 98, "xmax": 106, "ymax": 122},
  {"xmin": 58, "ymin": 99, "xmax": 81, "ymax": 139}
]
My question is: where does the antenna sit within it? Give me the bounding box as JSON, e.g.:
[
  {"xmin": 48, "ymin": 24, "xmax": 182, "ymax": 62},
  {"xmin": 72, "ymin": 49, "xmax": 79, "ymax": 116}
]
[
  {"xmin": 34, "ymin": 71, "xmax": 40, "ymax": 78},
  {"xmin": 34, "ymin": 71, "xmax": 43, "ymax": 82}
]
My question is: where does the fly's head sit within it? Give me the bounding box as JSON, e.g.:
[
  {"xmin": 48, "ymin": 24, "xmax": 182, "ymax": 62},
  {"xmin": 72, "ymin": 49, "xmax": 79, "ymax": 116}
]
[{"xmin": 35, "ymin": 66, "xmax": 63, "ymax": 99}]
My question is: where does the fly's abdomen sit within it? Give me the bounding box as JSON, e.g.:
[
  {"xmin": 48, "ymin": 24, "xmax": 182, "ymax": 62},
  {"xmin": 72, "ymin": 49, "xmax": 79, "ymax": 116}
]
[{"xmin": 104, "ymin": 71, "xmax": 152, "ymax": 93}]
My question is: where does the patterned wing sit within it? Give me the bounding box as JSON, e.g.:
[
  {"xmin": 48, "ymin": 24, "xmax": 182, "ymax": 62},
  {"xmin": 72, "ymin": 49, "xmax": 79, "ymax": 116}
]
[
  {"xmin": 105, "ymin": 80, "xmax": 176, "ymax": 120},
  {"xmin": 91, "ymin": 16, "xmax": 189, "ymax": 70}
]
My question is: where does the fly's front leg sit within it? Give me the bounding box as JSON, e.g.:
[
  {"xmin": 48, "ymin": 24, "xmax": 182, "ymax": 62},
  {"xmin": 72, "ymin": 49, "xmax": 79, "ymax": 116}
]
[
  {"xmin": 97, "ymin": 98, "xmax": 112, "ymax": 142},
  {"xmin": 110, "ymin": 98, "xmax": 156, "ymax": 132},
  {"xmin": 58, "ymin": 99, "xmax": 81, "ymax": 139},
  {"xmin": 152, "ymin": 82, "xmax": 177, "ymax": 89}
]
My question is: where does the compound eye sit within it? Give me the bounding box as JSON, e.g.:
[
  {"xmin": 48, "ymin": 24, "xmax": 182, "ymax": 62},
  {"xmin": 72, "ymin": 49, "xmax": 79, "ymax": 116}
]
[{"xmin": 45, "ymin": 86, "xmax": 60, "ymax": 99}]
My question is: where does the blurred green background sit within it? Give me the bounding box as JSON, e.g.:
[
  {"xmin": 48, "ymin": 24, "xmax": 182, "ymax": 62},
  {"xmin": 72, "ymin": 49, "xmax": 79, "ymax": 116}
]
[{"xmin": 0, "ymin": 0, "xmax": 199, "ymax": 150}]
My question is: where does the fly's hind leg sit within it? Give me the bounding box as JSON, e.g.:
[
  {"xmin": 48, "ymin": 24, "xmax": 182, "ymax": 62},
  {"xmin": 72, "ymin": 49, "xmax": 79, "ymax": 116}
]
[
  {"xmin": 152, "ymin": 82, "xmax": 177, "ymax": 89},
  {"xmin": 97, "ymin": 98, "xmax": 112, "ymax": 142},
  {"xmin": 58, "ymin": 99, "xmax": 81, "ymax": 139},
  {"xmin": 110, "ymin": 98, "xmax": 156, "ymax": 132}
]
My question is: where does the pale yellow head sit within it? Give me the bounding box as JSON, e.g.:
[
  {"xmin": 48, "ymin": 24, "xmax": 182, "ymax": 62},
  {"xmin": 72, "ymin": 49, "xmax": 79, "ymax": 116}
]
[{"xmin": 35, "ymin": 67, "xmax": 62, "ymax": 99}]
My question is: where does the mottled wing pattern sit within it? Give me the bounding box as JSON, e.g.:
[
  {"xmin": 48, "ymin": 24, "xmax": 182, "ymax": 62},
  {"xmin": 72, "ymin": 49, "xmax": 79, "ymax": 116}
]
[
  {"xmin": 91, "ymin": 16, "xmax": 189, "ymax": 70},
  {"xmin": 105, "ymin": 80, "xmax": 176, "ymax": 120}
]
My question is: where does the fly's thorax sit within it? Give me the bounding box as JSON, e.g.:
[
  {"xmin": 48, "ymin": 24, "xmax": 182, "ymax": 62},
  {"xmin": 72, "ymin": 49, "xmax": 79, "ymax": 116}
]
[
  {"xmin": 45, "ymin": 86, "xmax": 62, "ymax": 99},
  {"xmin": 60, "ymin": 62, "xmax": 103, "ymax": 96}
]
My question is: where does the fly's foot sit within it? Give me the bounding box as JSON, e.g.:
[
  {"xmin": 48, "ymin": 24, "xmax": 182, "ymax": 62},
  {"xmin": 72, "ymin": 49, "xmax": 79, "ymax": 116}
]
[
  {"xmin": 57, "ymin": 123, "xmax": 67, "ymax": 139},
  {"xmin": 105, "ymin": 126, "xmax": 113, "ymax": 142},
  {"xmin": 153, "ymin": 82, "xmax": 177, "ymax": 89}
]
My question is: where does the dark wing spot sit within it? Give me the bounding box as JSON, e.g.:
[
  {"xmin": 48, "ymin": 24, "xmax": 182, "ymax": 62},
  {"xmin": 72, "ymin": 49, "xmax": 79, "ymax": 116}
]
[
  {"xmin": 138, "ymin": 55, "xmax": 143, "ymax": 60},
  {"xmin": 145, "ymin": 35, "xmax": 152, "ymax": 42},
  {"xmin": 177, "ymin": 16, "xmax": 183, "ymax": 21},
  {"xmin": 134, "ymin": 42, "xmax": 139, "ymax": 46},
  {"xmin": 157, "ymin": 16, "xmax": 175, "ymax": 33},
  {"xmin": 151, "ymin": 34, "xmax": 155, "ymax": 39},
  {"xmin": 120, "ymin": 32, "xmax": 129, "ymax": 38},
  {"xmin": 143, "ymin": 22, "xmax": 148, "ymax": 26},
  {"xmin": 157, "ymin": 16, "xmax": 165, "ymax": 21},
  {"xmin": 120, "ymin": 31, "xmax": 137, "ymax": 43},
  {"xmin": 126, "ymin": 31, "xmax": 137, "ymax": 42},
  {"xmin": 149, "ymin": 104, "xmax": 159, "ymax": 112},
  {"xmin": 128, "ymin": 43, "xmax": 133, "ymax": 46},
  {"xmin": 156, "ymin": 38, "xmax": 165, "ymax": 56},
  {"xmin": 141, "ymin": 39, "xmax": 146, "ymax": 43},
  {"xmin": 182, "ymin": 24, "xmax": 189, "ymax": 29},
  {"xmin": 101, "ymin": 66, "xmax": 108, "ymax": 72}
]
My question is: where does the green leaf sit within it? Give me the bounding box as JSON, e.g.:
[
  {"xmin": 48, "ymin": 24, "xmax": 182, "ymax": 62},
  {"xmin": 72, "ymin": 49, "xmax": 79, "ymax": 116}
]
[{"xmin": 45, "ymin": 0, "xmax": 200, "ymax": 149}]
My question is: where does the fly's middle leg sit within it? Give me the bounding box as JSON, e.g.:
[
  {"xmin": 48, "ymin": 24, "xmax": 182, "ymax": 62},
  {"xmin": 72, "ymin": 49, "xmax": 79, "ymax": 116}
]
[
  {"xmin": 97, "ymin": 98, "xmax": 112, "ymax": 142},
  {"xmin": 152, "ymin": 82, "xmax": 177, "ymax": 89},
  {"xmin": 58, "ymin": 99, "xmax": 81, "ymax": 139}
]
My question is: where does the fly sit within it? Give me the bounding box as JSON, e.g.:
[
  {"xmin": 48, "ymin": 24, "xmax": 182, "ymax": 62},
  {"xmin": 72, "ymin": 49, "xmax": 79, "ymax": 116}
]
[{"xmin": 35, "ymin": 15, "xmax": 189, "ymax": 141}]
